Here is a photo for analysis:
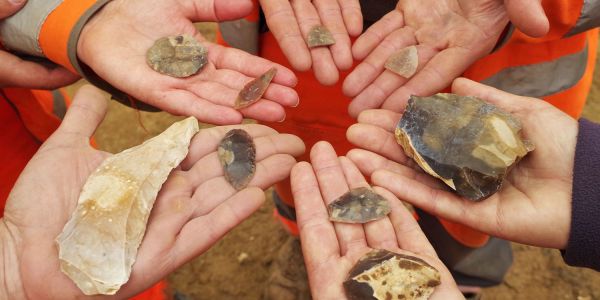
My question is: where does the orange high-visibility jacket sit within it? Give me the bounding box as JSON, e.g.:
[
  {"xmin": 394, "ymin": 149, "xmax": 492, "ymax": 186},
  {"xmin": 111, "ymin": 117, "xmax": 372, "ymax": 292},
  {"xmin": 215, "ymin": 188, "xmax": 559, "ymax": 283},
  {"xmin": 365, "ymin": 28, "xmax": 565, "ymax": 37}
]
[
  {"xmin": 0, "ymin": 1, "xmax": 164, "ymax": 298},
  {"xmin": 216, "ymin": 0, "xmax": 599, "ymax": 247}
]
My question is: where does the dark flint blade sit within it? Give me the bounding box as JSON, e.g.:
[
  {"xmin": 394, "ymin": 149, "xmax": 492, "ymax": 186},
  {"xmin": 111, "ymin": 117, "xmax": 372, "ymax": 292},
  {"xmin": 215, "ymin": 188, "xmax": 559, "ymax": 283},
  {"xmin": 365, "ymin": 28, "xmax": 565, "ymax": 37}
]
[
  {"xmin": 218, "ymin": 129, "xmax": 256, "ymax": 190},
  {"xmin": 328, "ymin": 187, "xmax": 391, "ymax": 224}
]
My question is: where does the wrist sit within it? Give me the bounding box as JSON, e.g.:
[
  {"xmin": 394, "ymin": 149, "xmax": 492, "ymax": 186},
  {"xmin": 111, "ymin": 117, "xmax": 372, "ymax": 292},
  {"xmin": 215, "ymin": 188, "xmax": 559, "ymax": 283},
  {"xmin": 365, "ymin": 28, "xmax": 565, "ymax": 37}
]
[{"xmin": 0, "ymin": 219, "xmax": 25, "ymax": 299}]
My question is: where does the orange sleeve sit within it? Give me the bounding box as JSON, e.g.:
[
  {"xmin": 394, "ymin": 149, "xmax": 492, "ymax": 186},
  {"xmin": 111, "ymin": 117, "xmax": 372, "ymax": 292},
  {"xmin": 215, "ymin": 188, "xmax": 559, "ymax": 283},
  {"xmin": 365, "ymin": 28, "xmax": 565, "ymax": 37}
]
[{"xmin": 38, "ymin": 0, "xmax": 111, "ymax": 73}]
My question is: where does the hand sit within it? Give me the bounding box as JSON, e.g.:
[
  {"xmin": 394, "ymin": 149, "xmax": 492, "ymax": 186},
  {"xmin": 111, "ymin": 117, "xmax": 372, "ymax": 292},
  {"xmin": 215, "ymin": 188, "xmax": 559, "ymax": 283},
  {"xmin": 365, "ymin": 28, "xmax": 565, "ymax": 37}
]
[
  {"xmin": 0, "ymin": 0, "xmax": 80, "ymax": 89},
  {"xmin": 260, "ymin": 0, "xmax": 362, "ymax": 85},
  {"xmin": 77, "ymin": 0, "xmax": 299, "ymax": 125},
  {"xmin": 346, "ymin": 78, "xmax": 577, "ymax": 249},
  {"xmin": 343, "ymin": 0, "xmax": 549, "ymax": 117},
  {"xmin": 291, "ymin": 141, "xmax": 462, "ymax": 299},
  {"xmin": 0, "ymin": 85, "xmax": 305, "ymax": 299}
]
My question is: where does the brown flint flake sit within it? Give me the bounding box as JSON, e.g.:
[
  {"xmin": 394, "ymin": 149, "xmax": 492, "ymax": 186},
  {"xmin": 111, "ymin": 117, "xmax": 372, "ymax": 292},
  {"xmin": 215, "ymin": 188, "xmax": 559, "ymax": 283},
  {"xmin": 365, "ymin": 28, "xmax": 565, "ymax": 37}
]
[
  {"xmin": 218, "ymin": 129, "xmax": 256, "ymax": 190},
  {"xmin": 385, "ymin": 46, "xmax": 418, "ymax": 78},
  {"xmin": 235, "ymin": 67, "xmax": 277, "ymax": 109},
  {"xmin": 344, "ymin": 249, "xmax": 441, "ymax": 300},
  {"xmin": 146, "ymin": 35, "xmax": 208, "ymax": 78},
  {"xmin": 395, "ymin": 94, "xmax": 534, "ymax": 201},
  {"xmin": 328, "ymin": 187, "xmax": 391, "ymax": 224},
  {"xmin": 307, "ymin": 25, "xmax": 336, "ymax": 48}
]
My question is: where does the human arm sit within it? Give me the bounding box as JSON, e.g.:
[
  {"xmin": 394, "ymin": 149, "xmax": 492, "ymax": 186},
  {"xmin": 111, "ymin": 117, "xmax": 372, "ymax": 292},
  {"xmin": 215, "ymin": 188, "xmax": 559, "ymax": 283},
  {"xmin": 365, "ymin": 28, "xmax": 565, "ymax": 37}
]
[
  {"xmin": 346, "ymin": 77, "xmax": 578, "ymax": 250},
  {"xmin": 0, "ymin": 0, "xmax": 80, "ymax": 89},
  {"xmin": 259, "ymin": 0, "xmax": 361, "ymax": 85},
  {"xmin": 0, "ymin": 84, "xmax": 305, "ymax": 299},
  {"xmin": 291, "ymin": 141, "xmax": 462, "ymax": 299},
  {"xmin": 0, "ymin": 0, "xmax": 298, "ymax": 124},
  {"xmin": 342, "ymin": 0, "xmax": 549, "ymax": 117}
]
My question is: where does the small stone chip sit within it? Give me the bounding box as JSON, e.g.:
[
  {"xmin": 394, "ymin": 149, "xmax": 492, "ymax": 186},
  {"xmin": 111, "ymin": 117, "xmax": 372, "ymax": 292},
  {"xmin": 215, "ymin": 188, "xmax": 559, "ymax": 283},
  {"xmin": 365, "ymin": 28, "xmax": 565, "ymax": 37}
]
[
  {"xmin": 385, "ymin": 46, "xmax": 418, "ymax": 78},
  {"xmin": 218, "ymin": 129, "xmax": 256, "ymax": 190},
  {"xmin": 328, "ymin": 187, "xmax": 391, "ymax": 224},
  {"xmin": 395, "ymin": 94, "xmax": 534, "ymax": 201},
  {"xmin": 146, "ymin": 35, "xmax": 208, "ymax": 78},
  {"xmin": 236, "ymin": 67, "xmax": 277, "ymax": 109},
  {"xmin": 344, "ymin": 249, "xmax": 441, "ymax": 300},
  {"xmin": 307, "ymin": 25, "xmax": 336, "ymax": 48}
]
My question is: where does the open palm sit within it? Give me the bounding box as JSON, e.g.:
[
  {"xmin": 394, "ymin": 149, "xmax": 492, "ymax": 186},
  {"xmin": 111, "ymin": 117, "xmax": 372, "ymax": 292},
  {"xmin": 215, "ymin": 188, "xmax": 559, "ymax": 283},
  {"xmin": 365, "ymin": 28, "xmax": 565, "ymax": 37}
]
[
  {"xmin": 1, "ymin": 85, "xmax": 305, "ymax": 299},
  {"xmin": 291, "ymin": 141, "xmax": 462, "ymax": 300},
  {"xmin": 77, "ymin": 0, "xmax": 299, "ymax": 125},
  {"xmin": 343, "ymin": 0, "xmax": 549, "ymax": 117},
  {"xmin": 345, "ymin": 78, "xmax": 577, "ymax": 249}
]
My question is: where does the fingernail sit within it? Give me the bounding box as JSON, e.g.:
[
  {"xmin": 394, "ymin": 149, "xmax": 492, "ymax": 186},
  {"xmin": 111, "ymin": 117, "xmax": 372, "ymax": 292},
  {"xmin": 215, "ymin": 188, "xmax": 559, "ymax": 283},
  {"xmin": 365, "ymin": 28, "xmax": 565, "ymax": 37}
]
[
  {"xmin": 292, "ymin": 99, "xmax": 300, "ymax": 108},
  {"xmin": 278, "ymin": 115, "xmax": 286, "ymax": 122},
  {"xmin": 9, "ymin": 0, "xmax": 25, "ymax": 5}
]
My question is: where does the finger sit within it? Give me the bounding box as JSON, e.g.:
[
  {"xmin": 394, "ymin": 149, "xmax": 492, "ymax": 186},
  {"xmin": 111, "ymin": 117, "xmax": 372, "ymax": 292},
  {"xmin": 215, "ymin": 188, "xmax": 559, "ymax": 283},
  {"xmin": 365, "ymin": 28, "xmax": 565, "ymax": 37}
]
[
  {"xmin": 292, "ymin": 161, "xmax": 342, "ymax": 264},
  {"xmin": 184, "ymin": 0, "xmax": 253, "ymax": 22},
  {"xmin": 356, "ymin": 109, "xmax": 400, "ymax": 133},
  {"xmin": 352, "ymin": 10, "xmax": 404, "ymax": 60},
  {"xmin": 371, "ymin": 169, "xmax": 490, "ymax": 237},
  {"xmin": 347, "ymin": 45, "xmax": 438, "ymax": 117},
  {"xmin": 339, "ymin": 157, "xmax": 400, "ymax": 251},
  {"xmin": 382, "ymin": 47, "xmax": 477, "ymax": 112},
  {"xmin": 346, "ymin": 123, "xmax": 408, "ymax": 164},
  {"xmin": 346, "ymin": 149, "xmax": 442, "ymax": 189},
  {"xmin": 505, "ymin": 0, "xmax": 549, "ymax": 38},
  {"xmin": 173, "ymin": 187, "xmax": 265, "ymax": 266},
  {"xmin": 260, "ymin": 0, "xmax": 312, "ymax": 71},
  {"xmin": 185, "ymin": 133, "xmax": 304, "ymax": 186},
  {"xmin": 310, "ymin": 141, "xmax": 367, "ymax": 255},
  {"xmin": 205, "ymin": 68, "xmax": 299, "ymax": 107},
  {"xmin": 376, "ymin": 186, "xmax": 437, "ymax": 257},
  {"xmin": 0, "ymin": 0, "xmax": 26, "ymax": 18},
  {"xmin": 55, "ymin": 85, "xmax": 108, "ymax": 140},
  {"xmin": 291, "ymin": 0, "xmax": 339, "ymax": 85},
  {"xmin": 238, "ymin": 99, "xmax": 286, "ymax": 122},
  {"xmin": 191, "ymin": 154, "xmax": 298, "ymax": 217},
  {"xmin": 0, "ymin": 51, "xmax": 80, "ymax": 89},
  {"xmin": 156, "ymin": 89, "xmax": 243, "ymax": 125},
  {"xmin": 451, "ymin": 77, "xmax": 533, "ymax": 115},
  {"xmin": 344, "ymin": 27, "xmax": 416, "ymax": 98},
  {"xmin": 207, "ymin": 43, "xmax": 298, "ymax": 87},
  {"xmin": 182, "ymin": 124, "xmax": 279, "ymax": 170},
  {"xmin": 338, "ymin": 0, "xmax": 362, "ymax": 36},
  {"xmin": 314, "ymin": 0, "xmax": 353, "ymax": 70}
]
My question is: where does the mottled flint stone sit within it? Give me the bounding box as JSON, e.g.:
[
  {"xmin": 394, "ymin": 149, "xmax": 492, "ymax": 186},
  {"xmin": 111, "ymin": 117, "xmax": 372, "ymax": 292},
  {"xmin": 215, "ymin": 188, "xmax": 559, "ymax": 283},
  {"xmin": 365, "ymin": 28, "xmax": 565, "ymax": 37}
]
[
  {"xmin": 328, "ymin": 187, "xmax": 391, "ymax": 223},
  {"xmin": 146, "ymin": 35, "xmax": 208, "ymax": 78},
  {"xmin": 395, "ymin": 94, "xmax": 534, "ymax": 201},
  {"xmin": 307, "ymin": 25, "xmax": 336, "ymax": 48},
  {"xmin": 218, "ymin": 129, "xmax": 256, "ymax": 190},
  {"xmin": 235, "ymin": 67, "xmax": 277, "ymax": 109},
  {"xmin": 385, "ymin": 46, "xmax": 418, "ymax": 78},
  {"xmin": 344, "ymin": 249, "xmax": 441, "ymax": 300},
  {"xmin": 56, "ymin": 117, "xmax": 199, "ymax": 295}
]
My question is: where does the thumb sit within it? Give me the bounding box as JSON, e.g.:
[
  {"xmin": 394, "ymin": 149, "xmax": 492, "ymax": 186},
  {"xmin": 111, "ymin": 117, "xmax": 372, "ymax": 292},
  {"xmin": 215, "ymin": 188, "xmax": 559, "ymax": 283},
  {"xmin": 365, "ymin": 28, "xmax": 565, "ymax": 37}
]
[
  {"xmin": 186, "ymin": 0, "xmax": 253, "ymax": 22},
  {"xmin": 0, "ymin": 0, "xmax": 27, "ymax": 19},
  {"xmin": 504, "ymin": 0, "xmax": 549, "ymax": 37},
  {"xmin": 55, "ymin": 85, "xmax": 108, "ymax": 143}
]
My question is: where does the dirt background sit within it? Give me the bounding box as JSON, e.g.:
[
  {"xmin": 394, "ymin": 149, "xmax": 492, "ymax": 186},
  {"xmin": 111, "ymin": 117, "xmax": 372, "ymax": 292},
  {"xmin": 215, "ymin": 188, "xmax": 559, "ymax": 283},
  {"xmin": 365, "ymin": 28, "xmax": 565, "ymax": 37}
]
[{"xmin": 77, "ymin": 26, "xmax": 600, "ymax": 299}]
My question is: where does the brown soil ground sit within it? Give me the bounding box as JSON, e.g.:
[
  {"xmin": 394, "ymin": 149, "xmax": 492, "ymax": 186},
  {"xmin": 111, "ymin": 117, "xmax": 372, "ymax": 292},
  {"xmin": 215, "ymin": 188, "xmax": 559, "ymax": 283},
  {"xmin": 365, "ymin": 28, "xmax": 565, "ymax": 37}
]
[{"xmin": 83, "ymin": 27, "xmax": 600, "ymax": 299}]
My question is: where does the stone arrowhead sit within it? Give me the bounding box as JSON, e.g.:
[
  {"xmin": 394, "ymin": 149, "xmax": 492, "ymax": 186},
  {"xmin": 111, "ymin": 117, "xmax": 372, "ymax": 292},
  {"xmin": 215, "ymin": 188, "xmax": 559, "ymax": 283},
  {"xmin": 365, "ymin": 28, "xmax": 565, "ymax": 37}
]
[
  {"xmin": 146, "ymin": 35, "xmax": 208, "ymax": 78},
  {"xmin": 236, "ymin": 67, "xmax": 277, "ymax": 109},
  {"xmin": 385, "ymin": 45, "xmax": 418, "ymax": 78},
  {"xmin": 395, "ymin": 94, "xmax": 533, "ymax": 201},
  {"xmin": 218, "ymin": 129, "xmax": 256, "ymax": 190},
  {"xmin": 328, "ymin": 187, "xmax": 391, "ymax": 223},
  {"xmin": 344, "ymin": 249, "xmax": 441, "ymax": 300},
  {"xmin": 307, "ymin": 25, "xmax": 336, "ymax": 48},
  {"xmin": 56, "ymin": 117, "xmax": 199, "ymax": 295}
]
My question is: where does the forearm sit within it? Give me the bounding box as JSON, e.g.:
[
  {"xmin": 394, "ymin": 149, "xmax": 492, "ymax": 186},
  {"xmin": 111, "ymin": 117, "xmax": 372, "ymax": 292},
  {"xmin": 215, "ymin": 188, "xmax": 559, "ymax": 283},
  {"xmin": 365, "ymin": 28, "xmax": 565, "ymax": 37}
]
[
  {"xmin": 0, "ymin": 219, "xmax": 25, "ymax": 299},
  {"xmin": 562, "ymin": 119, "xmax": 600, "ymax": 271}
]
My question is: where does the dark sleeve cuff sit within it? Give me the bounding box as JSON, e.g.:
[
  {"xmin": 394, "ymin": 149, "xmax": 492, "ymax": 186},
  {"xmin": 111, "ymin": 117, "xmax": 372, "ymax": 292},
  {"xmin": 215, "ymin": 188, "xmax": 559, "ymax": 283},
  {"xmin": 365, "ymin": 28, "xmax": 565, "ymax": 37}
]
[{"xmin": 562, "ymin": 118, "xmax": 600, "ymax": 271}]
